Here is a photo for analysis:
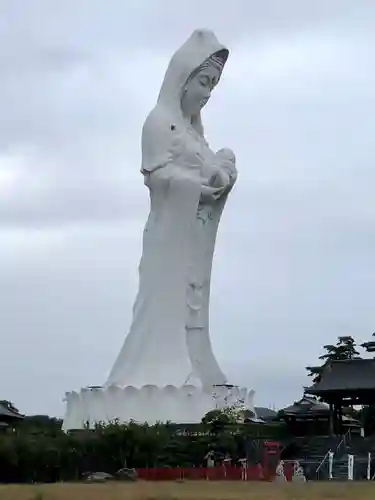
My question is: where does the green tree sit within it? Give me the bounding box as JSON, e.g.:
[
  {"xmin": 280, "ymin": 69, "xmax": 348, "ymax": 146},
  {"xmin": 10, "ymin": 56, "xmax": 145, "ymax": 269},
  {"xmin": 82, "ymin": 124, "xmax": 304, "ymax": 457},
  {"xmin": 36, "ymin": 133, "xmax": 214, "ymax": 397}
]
[
  {"xmin": 202, "ymin": 408, "xmax": 237, "ymax": 427},
  {"xmin": 360, "ymin": 332, "xmax": 375, "ymax": 355},
  {"xmin": 305, "ymin": 365, "xmax": 323, "ymax": 384},
  {"xmin": 358, "ymin": 404, "xmax": 375, "ymax": 435},
  {"xmin": 20, "ymin": 415, "xmax": 63, "ymax": 436},
  {"xmin": 320, "ymin": 336, "xmax": 361, "ymax": 362},
  {"xmin": 0, "ymin": 415, "xmax": 289, "ymax": 481},
  {"xmin": 306, "ymin": 335, "xmax": 361, "ymax": 384}
]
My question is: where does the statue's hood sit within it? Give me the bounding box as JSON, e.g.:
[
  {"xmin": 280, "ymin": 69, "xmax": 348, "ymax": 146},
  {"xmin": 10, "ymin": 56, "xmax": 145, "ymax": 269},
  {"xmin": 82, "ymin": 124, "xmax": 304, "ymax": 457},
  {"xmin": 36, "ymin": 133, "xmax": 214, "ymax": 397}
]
[
  {"xmin": 157, "ymin": 29, "xmax": 229, "ymax": 109},
  {"xmin": 141, "ymin": 30, "xmax": 229, "ymax": 173}
]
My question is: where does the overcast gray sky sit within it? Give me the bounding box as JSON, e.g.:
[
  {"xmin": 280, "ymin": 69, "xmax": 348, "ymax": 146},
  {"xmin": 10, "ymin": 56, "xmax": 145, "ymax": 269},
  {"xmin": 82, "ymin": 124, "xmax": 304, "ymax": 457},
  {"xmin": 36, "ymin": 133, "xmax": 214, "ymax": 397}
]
[{"xmin": 1, "ymin": 0, "xmax": 374, "ymax": 417}]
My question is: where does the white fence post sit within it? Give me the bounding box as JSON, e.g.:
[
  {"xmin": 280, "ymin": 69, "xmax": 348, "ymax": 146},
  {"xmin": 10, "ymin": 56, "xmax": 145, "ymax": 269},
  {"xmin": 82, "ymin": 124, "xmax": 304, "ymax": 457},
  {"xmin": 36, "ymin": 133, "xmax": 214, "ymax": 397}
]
[
  {"xmin": 367, "ymin": 452, "xmax": 371, "ymax": 480},
  {"xmin": 240, "ymin": 458, "xmax": 247, "ymax": 481},
  {"xmin": 348, "ymin": 454, "xmax": 354, "ymax": 480},
  {"xmin": 328, "ymin": 451, "xmax": 334, "ymax": 480}
]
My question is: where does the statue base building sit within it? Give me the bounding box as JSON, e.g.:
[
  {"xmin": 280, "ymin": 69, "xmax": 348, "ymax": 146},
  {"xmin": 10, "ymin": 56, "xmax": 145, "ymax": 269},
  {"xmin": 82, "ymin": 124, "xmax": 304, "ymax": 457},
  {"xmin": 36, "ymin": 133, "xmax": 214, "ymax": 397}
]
[{"xmin": 62, "ymin": 384, "xmax": 255, "ymax": 431}]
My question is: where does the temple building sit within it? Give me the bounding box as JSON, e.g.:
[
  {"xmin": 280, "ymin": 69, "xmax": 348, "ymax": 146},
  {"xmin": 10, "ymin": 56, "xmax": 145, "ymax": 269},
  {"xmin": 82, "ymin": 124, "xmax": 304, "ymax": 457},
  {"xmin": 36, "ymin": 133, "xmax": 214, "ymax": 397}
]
[{"xmin": 305, "ymin": 358, "xmax": 375, "ymax": 434}]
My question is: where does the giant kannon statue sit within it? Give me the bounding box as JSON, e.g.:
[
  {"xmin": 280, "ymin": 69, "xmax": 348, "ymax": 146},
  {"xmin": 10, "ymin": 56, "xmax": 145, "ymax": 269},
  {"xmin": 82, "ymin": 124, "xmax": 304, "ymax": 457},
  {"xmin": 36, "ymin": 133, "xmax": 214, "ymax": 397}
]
[
  {"xmin": 106, "ymin": 29, "xmax": 236, "ymax": 390},
  {"xmin": 63, "ymin": 29, "xmax": 254, "ymax": 430}
]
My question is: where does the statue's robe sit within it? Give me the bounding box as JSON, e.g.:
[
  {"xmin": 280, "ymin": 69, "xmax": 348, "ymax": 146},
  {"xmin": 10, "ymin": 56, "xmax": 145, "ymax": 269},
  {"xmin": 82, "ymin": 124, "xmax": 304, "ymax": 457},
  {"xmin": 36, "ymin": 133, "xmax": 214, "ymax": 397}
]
[{"xmin": 106, "ymin": 30, "xmax": 233, "ymax": 390}]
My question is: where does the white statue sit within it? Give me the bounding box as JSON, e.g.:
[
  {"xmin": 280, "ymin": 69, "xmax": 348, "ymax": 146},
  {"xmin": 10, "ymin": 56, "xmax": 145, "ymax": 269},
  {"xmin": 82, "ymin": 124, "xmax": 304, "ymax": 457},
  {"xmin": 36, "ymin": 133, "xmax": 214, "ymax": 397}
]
[
  {"xmin": 62, "ymin": 30, "xmax": 255, "ymax": 430},
  {"xmin": 105, "ymin": 29, "xmax": 237, "ymax": 391}
]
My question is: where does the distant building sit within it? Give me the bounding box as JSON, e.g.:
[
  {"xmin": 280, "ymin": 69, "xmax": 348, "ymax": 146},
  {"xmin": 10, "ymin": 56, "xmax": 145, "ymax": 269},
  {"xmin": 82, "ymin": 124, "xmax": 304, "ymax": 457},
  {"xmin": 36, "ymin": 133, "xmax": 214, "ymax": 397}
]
[
  {"xmin": 255, "ymin": 407, "xmax": 278, "ymax": 421},
  {"xmin": 0, "ymin": 402, "xmax": 24, "ymax": 432},
  {"xmin": 277, "ymin": 394, "xmax": 362, "ymax": 436}
]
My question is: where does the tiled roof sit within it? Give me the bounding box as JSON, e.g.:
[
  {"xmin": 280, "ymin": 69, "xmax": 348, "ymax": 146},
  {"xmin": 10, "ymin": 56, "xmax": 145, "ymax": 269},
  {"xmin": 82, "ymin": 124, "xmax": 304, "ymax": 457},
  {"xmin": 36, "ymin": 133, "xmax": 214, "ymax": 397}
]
[
  {"xmin": 0, "ymin": 403, "xmax": 24, "ymax": 419},
  {"xmin": 279, "ymin": 396, "xmax": 329, "ymax": 415},
  {"xmin": 306, "ymin": 358, "xmax": 375, "ymax": 393}
]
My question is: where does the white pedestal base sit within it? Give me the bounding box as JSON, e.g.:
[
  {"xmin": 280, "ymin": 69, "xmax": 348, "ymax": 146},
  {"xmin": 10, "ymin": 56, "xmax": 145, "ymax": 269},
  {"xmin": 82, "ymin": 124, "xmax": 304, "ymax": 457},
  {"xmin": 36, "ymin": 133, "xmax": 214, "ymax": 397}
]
[{"xmin": 62, "ymin": 384, "xmax": 256, "ymax": 431}]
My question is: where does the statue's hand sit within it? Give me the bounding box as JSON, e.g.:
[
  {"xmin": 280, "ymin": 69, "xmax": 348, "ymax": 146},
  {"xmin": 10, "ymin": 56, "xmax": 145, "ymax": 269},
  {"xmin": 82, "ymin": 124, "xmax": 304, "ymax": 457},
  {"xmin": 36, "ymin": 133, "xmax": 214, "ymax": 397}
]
[
  {"xmin": 216, "ymin": 148, "xmax": 237, "ymax": 184},
  {"xmin": 208, "ymin": 168, "xmax": 230, "ymax": 189},
  {"xmin": 202, "ymin": 164, "xmax": 230, "ymax": 189},
  {"xmin": 200, "ymin": 184, "xmax": 226, "ymax": 202}
]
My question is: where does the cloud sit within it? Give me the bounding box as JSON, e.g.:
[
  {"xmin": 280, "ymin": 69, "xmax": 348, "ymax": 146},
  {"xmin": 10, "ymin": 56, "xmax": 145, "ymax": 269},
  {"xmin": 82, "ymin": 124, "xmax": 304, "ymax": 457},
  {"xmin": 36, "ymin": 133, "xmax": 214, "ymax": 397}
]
[{"xmin": 0, "ymin": 0, "xmax": 374, "ymax": 416}]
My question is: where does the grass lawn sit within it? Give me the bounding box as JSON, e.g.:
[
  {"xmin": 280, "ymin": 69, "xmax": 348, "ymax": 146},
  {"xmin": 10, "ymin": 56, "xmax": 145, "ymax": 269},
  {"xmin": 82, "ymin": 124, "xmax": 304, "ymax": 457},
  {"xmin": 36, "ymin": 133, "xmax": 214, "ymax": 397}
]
[{"xmin": 0, "ymin": 481, "xmax": 375, "ymax": 500}]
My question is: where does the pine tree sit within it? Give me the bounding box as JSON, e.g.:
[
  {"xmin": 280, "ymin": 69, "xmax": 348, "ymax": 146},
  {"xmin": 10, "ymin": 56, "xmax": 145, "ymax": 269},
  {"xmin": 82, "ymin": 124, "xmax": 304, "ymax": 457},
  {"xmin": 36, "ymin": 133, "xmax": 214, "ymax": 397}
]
[
  {"xmin": 305, "ymin": 365, "xmax": 323, "ymax": 384},
  {"xmin": 360, "ymin": 332, "xmax": 375, "ymax": 355},
  {"xmin": 319, "ymin": 336, "xmax": 361, "ymax": 362},
  {"xmin": 306, "ymin": 336, "xmax": 361, "ymax": 384}
]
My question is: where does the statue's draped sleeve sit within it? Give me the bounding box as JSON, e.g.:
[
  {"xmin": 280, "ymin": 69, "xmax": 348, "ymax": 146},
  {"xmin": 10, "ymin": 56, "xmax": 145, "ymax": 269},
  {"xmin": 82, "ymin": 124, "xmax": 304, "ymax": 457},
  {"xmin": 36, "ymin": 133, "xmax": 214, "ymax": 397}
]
[{"xmin": 141, "ymin": 108, "xmax": 184, "ymax": 174}]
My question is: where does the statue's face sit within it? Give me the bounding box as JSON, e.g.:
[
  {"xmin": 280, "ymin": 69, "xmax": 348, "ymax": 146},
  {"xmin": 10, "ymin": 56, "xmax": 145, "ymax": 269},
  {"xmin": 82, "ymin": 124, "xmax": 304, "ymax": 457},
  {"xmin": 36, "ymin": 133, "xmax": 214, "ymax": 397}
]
[{"xmin": 181, "ymin": 64, "xmax": 221, "ymax": 117}]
